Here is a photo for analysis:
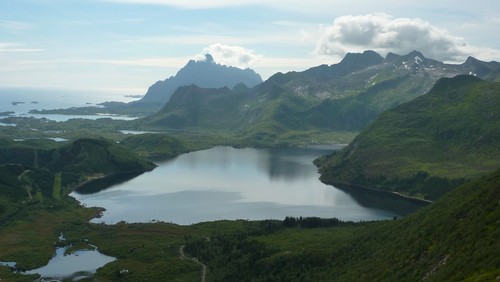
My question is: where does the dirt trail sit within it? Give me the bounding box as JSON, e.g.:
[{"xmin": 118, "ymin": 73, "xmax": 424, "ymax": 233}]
[
  {"xmin": 18, "ymin": 170, "xmax": 33, "ymax": 200},
  {"xmin": 179, "ymin": 245, "xmax": 206, "ymax": 282}
]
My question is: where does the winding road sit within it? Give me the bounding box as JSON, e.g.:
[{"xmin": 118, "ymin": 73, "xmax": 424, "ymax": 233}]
[{"xmin": 179, "ymin": 245, "xmax": 207, "ymax": 282}]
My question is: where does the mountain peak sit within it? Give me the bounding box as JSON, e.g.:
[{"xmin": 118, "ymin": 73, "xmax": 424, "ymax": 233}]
[
  {"xmin": 204, "ymin": 54, "xmax": 215, "ymax": 63},
  {"xmin": 340, "ymin": 50, "xmax": 384, "ymax": 65},
  {"xmin": 464, "ymin": 56, "xmax": 481, "ymax": 65},
  {"xmin": 385, "ymin": 50, "xmax": 427, "ymax": 62},
  {"xmin": 138, "ymin": 55, "xmax": 262, "ymax": 104},
  {"xmin": 385, "ymin": 52, "xmax": 401, "ymax": 61},
  {"xmin": 407, "ymin": 50, "xmax": 425, "ymax": 59},
  {"xmin": 334, "ymin": 50, "xmax": 384, "ymax": 75},
  {"xmin": 462, "ymin": 55, "xmax": 500, "ymax": 77}
]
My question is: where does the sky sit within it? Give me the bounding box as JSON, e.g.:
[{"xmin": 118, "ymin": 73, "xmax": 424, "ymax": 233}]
[{"xmin": 1, "ymin": 0, "xmax": 500, "ymax": 97}]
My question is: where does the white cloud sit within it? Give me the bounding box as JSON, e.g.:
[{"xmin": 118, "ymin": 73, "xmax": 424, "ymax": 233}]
[
  {"xmin": 252, "ymin": 57, "xmax": 325, "ymax": 79},
  {"xmin": 80, "ymin": 57, "xmax": 189, "ymax": 68},
  {"xmin": 121, "ymin": 32, "xmax": 304, "ymax": 47},
  {"xmin": 0, "ymin": 57, "xmax": 189, "ymax": 72},
  {"xmin": 0, "ymin": 42, "xmax": 43, "ymax": 53},
  {"xmin": 314, "ymin": 14, "xmax": 500, "ymax": 63},
  {"xmin": 196, "ymin": 44, "xmax": 262, "ymax": 68},
  {"xmin": 99, "ymin": 0, "xmax": 398, "ymax": 17},
  {"xmin": 0, "ymin": 20, "xmax": 33, "ymax": 33},
  {"xmin": 102, "ymin": 0, "xmax": 264, "ymax": 9},
  {"xmin": 486, "ymin": 16, "xmax": 500, "ymax": 24}
]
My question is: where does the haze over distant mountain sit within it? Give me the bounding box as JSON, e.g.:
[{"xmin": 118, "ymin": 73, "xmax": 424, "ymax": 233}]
[
  {"xmin": 32, "ymin": 54, "xmax": 263, "ymax": 116},
  {"xmin": 34, "ymin": 50, "xmax": 500, "ymax": 125},
  {"xmin": 136, "ymin": 54, "xmax": 262, "ymax": 104},
  {"xmin": 143, "ymin": 50, "xmax": 500, "ymax": 146}
]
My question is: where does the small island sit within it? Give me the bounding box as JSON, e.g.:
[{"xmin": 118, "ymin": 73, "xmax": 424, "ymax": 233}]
[
  {"xmin": 0, "ymin": 111, "xmax": 15, "ymax": 116},
  {"xmin": 124, "ymin": 94, "xmax": 143, "ymax": 99}
]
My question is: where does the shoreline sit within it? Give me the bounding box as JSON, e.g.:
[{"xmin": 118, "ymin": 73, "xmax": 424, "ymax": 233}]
[
  {"xmin": 72, "ymin": 169, "xmax": 155, "ymax": 195},
  {"xmin": 322, "ymin": 180, "xmax": 432, "ymax": 206}
]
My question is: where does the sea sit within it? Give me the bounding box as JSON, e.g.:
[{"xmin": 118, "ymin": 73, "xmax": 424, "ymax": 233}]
[{"xmin": 0, "ymin": 87, "xmax": 140, "ymax": 121}]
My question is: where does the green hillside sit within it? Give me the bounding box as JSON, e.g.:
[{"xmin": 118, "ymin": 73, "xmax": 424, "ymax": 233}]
[
  {"xmin": 0, "ymin": 138, "xmax": 156, "ymax": 180},
  {"xmin": 315, "ymin": 75, "xmax": 500, "ymax": 200},
  {"xmin": 120, "ymin": 133, "xmax": 189, "ymax": 159},
  {"xmin": 0, "ymin": 137, "xmax": 156, "ymax": 220},
  {"xmin": 184, "ymin": 168, "xmax": 500, "ymax": 281}
]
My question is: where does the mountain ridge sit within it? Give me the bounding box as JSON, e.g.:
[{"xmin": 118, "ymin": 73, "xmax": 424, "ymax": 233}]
[
  {"xmin": 30, "ymin": 50, "xmax": 500, "ymax": 131},
  {"xmin": 141, "ymin": 50, "xmax": 500, "ymax": 146}
]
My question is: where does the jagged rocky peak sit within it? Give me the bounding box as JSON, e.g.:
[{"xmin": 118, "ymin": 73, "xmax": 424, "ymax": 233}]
[
  {"xmin": 137, "ymin": 53, "xmax": 263, "ymax": 104},
  {"xmin": 184, "ymin": 53, "xmax": 215, "ymax": 66},
  {"xmin": 325, "ymin": 50, "xmax": 385, "ymax": 77},
  {"xmin": 463, "ymin": 56, "xmax": 487, "ymax": 68},
  {"xmin": 408, "ymin": 51, "xmax": 426, "ymax": 66},
  {"xmin": 461, "ymin": 55, "xmax": 500, "ymax": 77},
  {"xmin": 204, "ymin": 53, "xmax": 215, "ymax": 63},
  {"xmin": 465, "ymin": 56, "xmax": 478, "ymax": 64},
  {"xmin": 407, "ymin": 50, "xmax": 425, "ymax": 58},
  {"xmin": 384, "ymin": 50, "xmax": 436, "ymax": 67}
]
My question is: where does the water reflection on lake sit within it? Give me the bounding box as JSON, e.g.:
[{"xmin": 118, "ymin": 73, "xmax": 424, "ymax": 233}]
[{"xmin": 72, "ymin": 146, "xmax": 424, "ymax": 225}]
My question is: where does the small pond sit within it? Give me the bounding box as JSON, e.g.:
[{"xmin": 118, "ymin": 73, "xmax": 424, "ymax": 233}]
[{"xmin": 23, "ymin": 246, "xmax": 115, "ymax": 281}]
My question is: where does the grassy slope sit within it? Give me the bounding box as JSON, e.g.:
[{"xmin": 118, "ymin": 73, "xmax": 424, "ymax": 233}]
[
  {"xmin": 315, "ymin": 75, "xmax": 500, "ymax": 200},
  {"xmin": 120, "ymin": 133, "xmax": 189, "ymax": 159},
  {"xmin": 0, "ymin": 137, "xmax": 156, "ymax": 222},
  {"xmin": 45, "ymin": 137, "xmax": 157, "ymax": 175}
]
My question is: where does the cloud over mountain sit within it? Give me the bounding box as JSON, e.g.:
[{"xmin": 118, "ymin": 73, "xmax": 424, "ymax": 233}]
[
  {"xmin": 197, "ymin": 43, "xmax": 262, "ymax": 69},
  {"xmin": 314, "ymin": 14, "xmax": 500, "ymax": 63}
]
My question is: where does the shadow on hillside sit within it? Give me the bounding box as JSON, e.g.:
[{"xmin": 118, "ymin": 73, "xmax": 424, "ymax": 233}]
[{"xmin": 74, "ymin": 172, "xmax": 145, "ymax": 195}]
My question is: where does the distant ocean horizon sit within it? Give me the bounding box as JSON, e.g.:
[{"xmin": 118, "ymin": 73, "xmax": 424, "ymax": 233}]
[{"xmin": 0, "ymin": 87, "xmax": 141, "ymax": 121}]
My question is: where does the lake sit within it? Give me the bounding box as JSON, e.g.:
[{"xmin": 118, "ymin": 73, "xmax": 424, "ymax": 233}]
[
  {"xmin": 1, "ymin": 233, "xmax": 116, "ymax": 280},
  {"xmin": 24, "ymin": 246, "xmax": 116, "ymax": 280},
  {"xmin": 72, "ymin": 146, "xmax": 424, "ymax": 225}
]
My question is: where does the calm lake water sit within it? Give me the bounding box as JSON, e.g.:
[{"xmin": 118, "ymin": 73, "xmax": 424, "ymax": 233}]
[{"xmin": 72, "ymin": 146, "xmax": 424, "ymax": 225}]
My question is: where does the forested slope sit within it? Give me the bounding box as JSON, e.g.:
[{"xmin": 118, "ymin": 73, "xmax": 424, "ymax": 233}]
[
  {"xmin": 315, "ymin": 75, "xmax": 500, "ymax": 200},
  {"xmin": 184, "ymin": 168, "xmax": 500, "ymax": 281}
]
